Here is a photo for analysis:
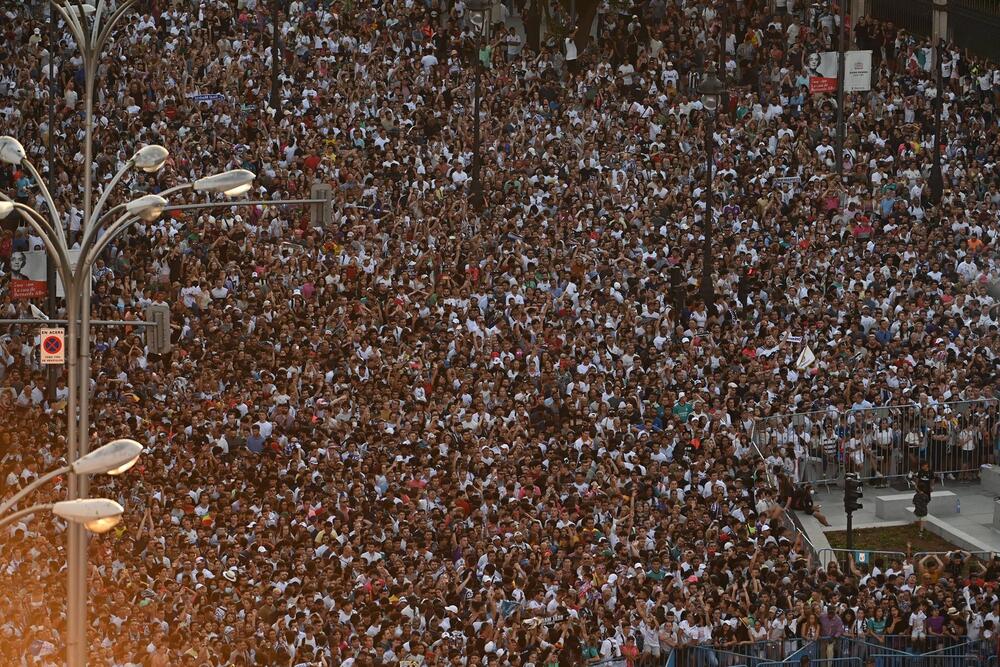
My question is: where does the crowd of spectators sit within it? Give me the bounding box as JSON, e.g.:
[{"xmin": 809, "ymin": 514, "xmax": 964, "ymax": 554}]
[{"xmin": 1, "ymin": 0, "xmax": 999, "ymax": 665}]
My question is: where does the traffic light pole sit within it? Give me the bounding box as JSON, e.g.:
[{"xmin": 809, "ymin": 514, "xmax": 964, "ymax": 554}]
[
  {"xmin": 844, "ymin": 472, "xmax": 862, "ymax": 571},
  {"xmin": 846, "ymin": 510, "xmax": 853, "ymax": 567},
  {"xmin": 834, "ymin": 0, "xmax": 848, "ymax": 179}
]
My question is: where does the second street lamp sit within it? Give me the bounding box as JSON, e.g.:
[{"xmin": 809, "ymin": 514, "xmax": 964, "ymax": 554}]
[
  {"xmin": 0, "ymin": 438, "xmax": 144, "ymax": 519},
  {"xmin": 698, "ymin": 65, "xmax": 725, "ymax": 311},
  {"xmin": 193, "ymin": 168, "xmax": 257, "ymax": 196},
  {"xmin": 467, "ymin": 0, "xmax": 491, "ymax": 212},
  {"xmin": 929, "ymin": 39, "xmax": 945, "ymax": 205}
]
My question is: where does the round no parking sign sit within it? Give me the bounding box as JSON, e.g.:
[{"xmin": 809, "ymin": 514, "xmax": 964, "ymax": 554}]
[{"xmin": 40, "ymin": 328, "xmax": 65, "ymax": 365}]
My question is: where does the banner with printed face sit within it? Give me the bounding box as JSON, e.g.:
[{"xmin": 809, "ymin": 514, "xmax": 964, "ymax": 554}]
[
  {"xmin": 806, "ymin": 51, "xmax": 839, "ymax": 93},
  {"xmin": 2, "ymin": 248, "xmax": 88, "ymax": 299},
  {"xmin": 5, "ymin": 250, "xmax": 47, "ymax": 299}
]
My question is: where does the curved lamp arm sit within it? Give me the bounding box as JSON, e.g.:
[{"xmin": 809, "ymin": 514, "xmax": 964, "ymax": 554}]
[
  {"xmin": 0, "ymin": 466, "xmax": 69, "ymax": 516},
  {"xmin": 92, "ymin": 182, "xmax": 193, "ymax": 233},
  {"xmin": 80, "ymin": 157, "xmax": 135, "ymax": 255},
  {"xmin": 84, "ymin": 182, "xmax": 194, "ymax": 262},
  {"xmin": 95, "ymin": 0, "xmax": 137, "ymax": 56},
  {"xmin": 51, "ymin": 3, "xmax": 87, "ymax": 58},
  {"xmin": 19, "ymin": 157, "xmax": 67, "ymax": 249},
  {"xmin": 8, "ymin": 202, "xmax": 75, "ymax": 286},
  {"xmin": 83, "ymin": 211, "xmax": 140, "ymax": 271},
  {"xmin": 0, "ymin": 504, "xmax": 54, "ymax": 530}
]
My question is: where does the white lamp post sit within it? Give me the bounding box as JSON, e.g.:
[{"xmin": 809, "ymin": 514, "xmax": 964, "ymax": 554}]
[{"xmin": 0, "ymin": 4, "xmax": 257, "ymax": 664}]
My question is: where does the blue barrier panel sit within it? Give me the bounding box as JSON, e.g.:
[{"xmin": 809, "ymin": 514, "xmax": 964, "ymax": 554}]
[{"xmin": 758, "ymin": 660, "xmax": 861, "ymax": 667}]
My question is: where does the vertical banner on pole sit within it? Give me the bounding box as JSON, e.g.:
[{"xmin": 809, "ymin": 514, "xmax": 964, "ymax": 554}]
[
  {"xmin": 6, "ymin": 251, "xmax": 48, "ymax": 299},
  {"xmin": 55, "ymin": 249, "xmax": 84, "ymax": 298},
  {"xmin": 807, "ymin": 50, "xmax": 872, "ymax": 93},
  {"xmin": 807, "ymin": 51, "xmax": 839, "ymax": 93},
  {"xmin": 844, "ymin": 50, "xmax": 873, "ymax": 92}
]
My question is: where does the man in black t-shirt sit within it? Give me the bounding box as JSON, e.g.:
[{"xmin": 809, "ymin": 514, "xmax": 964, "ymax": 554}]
[{"xmin": 914, "ymin": 461, "xmax": 934, "ymax": 534}]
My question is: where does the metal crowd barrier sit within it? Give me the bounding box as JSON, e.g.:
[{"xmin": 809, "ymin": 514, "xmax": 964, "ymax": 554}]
[
  {"xmin": 758, "ymin": 660, "xmax": 860, "ymax": 667},
  {"xmin": 752, "ymin": 399, "xmax": 1000, "ymax": 487},
  {"xmin": 673, "ymin": 640, "xmax": 808, "ymax": 667},
  {"xmin": 815, "ymin": 548, "xmax": 908, "ymax": 571},
  {"xmin": 589, "ymin": 657, "xmax": 628, "ymax": 667},
  {"xmin": 665, "ymin": 636, "xmax": 996, "ymax": 667},
  {"xmin": 868, "ymin": 655, "xmax": 983, "ymax": 667},
  {"xmin": 826, "ymin": 636, "xmax": 996, "ymax": 663}
]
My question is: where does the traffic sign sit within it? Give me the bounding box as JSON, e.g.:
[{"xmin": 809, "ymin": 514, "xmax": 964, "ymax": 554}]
[{"xmin": 40, "ymin": 327, "xmax": 65, "ymax": 365}]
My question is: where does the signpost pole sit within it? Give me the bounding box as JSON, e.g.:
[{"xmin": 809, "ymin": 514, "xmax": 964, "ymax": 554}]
[{"xmin": 835, "ymin": 0, "xmax": 848, "ymax": 179}]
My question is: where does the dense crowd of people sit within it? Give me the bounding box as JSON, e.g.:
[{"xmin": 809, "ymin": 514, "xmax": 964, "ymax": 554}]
[{"xmin": 1, "ymin": 0, "xmax": 999, "ymax": 665}]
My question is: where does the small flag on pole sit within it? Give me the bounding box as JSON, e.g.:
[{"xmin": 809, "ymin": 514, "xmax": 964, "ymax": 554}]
[{"xmin": 796, "ymin": 345, "xmax": 816, "ymax": 371}]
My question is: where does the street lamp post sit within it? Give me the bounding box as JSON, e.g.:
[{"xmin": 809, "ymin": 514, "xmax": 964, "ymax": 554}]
[
  {"xmin": 0, "ymin": 4, "xmax": 259, "ymax": 665},
  {"xmin": 835, "ymin": 0, "xmax": 847, "ymax": 178},
  {"xmin": 270, "ymin": 0, "xmax": 284, "ymax": 110},
  {"xmin": 0, "ymin": 145, "xmax": 254, "ymax": 667},
  {"xmin": 698, "ymin": 65, "xmax": 725, "ymax": 311},
  {"xmin": 929, "ymin": 39, "xmax": 945, "ymax": 205},
  {"xmin": 467, "ymin": 0, "xmax": 492, "ymax": 212}
]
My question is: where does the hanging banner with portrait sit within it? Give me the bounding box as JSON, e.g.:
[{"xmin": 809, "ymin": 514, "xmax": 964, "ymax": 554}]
[
  {"xmin": 806, "ymin": 51, "xmax": 839, "ymax": 93},
  {"xmin": 5, "ymin": 250, "xmax": 47, "ymax": 299}
]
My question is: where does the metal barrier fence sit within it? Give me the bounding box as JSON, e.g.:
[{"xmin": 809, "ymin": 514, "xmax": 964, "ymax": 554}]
[
  {"xmin": 759, "ymin": 660, "xmax": 860, "ymax": 667},
  {"xmin": 869, "ymin": 655, "xmax": 983, "ymax": 667},
  {"xmin": 824, "ymin": 636, "xmax": 997, "ymax": 664},
  {"xmin": 867, "ymin": 0, "xmax": 933, "ymax": 38},
  {"xmin": 674, "ymin": 640, "xmax": 810, "ymax": 667},
  {"xmin": 664, "ymin": 636, "xmax": 996, "ymax": 667},
  {"xmin": 816, "ymin": 548, "xmax": 907, "ymax": 571},
  {"xmin": 951, "ymin": 0, "xmax": 1000, "ymax": 62},
  {"xmin": 752, "ymin": 399, "xmax": 1000, "ymax": 487}
]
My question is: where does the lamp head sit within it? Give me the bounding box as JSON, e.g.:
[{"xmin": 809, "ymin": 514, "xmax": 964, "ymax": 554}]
[
  {"xmin": 60, "ymin": 2, "xmax": 97, "ymax": 19},
  {"xmin": 0, "ymin": 201, "xmax": 13, "ymax": 220},
  {"xmin": 125, "ymin": 194, "xmax": 168, "ymax": 222},
  {"xmin": 52, "ymin": 498, "xmax": 124, "ymax": 534},
  {"xmin": 0, "ymin": 136, "xmax": 25, "ymax": 165},
  {"xmin": 467, "ymin": 0, "xmax": 490, "ymax": 34},
  {"xmin": 698, "ymin": 64, "xmax": 725, "ymax": 115},
  {"xmin": 71, "ymin": 438, "xmax": 143, "ymax": 476},
  {"xmin": 193, "ymin": 169, "xmax": 256, "ymax": 196},
  {"xmin": 133, "ymin": 145, "xmax": 169, "ymax": 173}
]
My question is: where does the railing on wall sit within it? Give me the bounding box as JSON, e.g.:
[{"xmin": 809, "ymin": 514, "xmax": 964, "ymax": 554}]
[
  {"xmin": 950, "ymin": 0, "xmax": 1000, "ymax": 61},
  {"xmin": 666, "ymin": 636, "xmax": 996, "ymax": 667},
  {"xmin": 867, "ymin": 0, "xmax": 933, "ymax": 37},
  {"xmin": 752, "ymin": 399, "xmax": 1000, "ymax": 487},
  {"xmin": 866, "ymin": 0, "xmax": 1000, "ymax": 61},
  {"xmin": 816, "ymin": 547, "xmax": 908, "ymax": 571}
]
